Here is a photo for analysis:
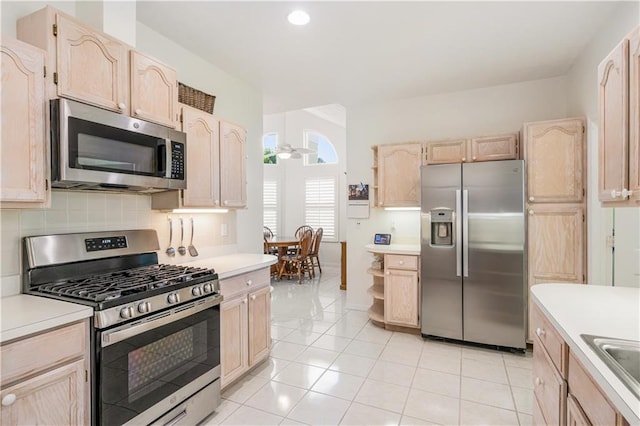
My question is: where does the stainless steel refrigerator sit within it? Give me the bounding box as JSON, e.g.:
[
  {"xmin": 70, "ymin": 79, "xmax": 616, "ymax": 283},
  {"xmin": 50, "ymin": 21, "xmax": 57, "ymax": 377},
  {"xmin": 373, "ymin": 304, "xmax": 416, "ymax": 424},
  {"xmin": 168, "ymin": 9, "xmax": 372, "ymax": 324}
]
[{"xmin": 420, "ymin": 160, "xmax": 526, "ymax": 349}]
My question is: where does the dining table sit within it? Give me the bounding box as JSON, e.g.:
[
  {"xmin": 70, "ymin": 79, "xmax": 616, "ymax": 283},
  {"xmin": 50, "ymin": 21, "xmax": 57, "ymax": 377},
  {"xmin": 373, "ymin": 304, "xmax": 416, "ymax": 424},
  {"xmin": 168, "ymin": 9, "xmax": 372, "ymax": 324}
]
[{"xmin": 264, "ymin": 236, "xmax": 299, "ymax": 274}]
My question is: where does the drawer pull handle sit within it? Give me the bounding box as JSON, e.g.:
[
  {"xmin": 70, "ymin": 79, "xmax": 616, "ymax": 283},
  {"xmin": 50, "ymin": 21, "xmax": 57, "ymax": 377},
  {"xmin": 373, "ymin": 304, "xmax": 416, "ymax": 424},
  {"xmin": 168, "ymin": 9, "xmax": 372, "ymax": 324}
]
[
  {"xmin": 242, "ymin": 298, "xmax": 247, "ymax": 304},
  {"xmin": 246, "ymin": 279, "xmax": 252, "ymax": 286},
  {"xmin": 535, "ymin": 377, "xmax": 543, "ymax": 386},
  {"xmin": 118, "ymin": 102, "xmax": 126, "ymax": 110},
  {"xmin": 2, "ymin": 394, "xmax": 16, "ymax": 406},
  {"xmin": 536, "ymin": 327, "xmax": 545, "ymax": 337},
  {"xmin": 251, "ymin": 294, "xmax": 256, "ymax": 301},
  {"xmin": 399, "ymin": 260, "xmax": 404, "ymax": 265}
]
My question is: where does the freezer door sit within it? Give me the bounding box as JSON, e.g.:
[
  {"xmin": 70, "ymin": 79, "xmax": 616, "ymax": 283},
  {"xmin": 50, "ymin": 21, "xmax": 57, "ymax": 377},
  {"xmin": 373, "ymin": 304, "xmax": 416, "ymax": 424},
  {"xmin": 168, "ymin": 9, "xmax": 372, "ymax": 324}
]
[
  {"xmin": 421, "ymin": 164, "xmax": 463, "ymax": 340},
  {"xmin": 462, "ymin": 160, "xmax": 526, "ymax": 349}
]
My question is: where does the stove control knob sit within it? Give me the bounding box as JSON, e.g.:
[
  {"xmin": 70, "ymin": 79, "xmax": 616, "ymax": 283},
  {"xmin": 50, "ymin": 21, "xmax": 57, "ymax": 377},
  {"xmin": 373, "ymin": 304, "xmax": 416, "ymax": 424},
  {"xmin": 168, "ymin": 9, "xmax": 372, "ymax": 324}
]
[
  {"xmin": 192, "ymin": 286, "xmax": 202, "ymax": 297},
  {"xmin": 203, "ymin": 283, "xmax": 213, "ymax": 294},
  {"xmin": 120, "ymin": 306, "xmax": 134, "ymax": 319},
  {"xmin": 137, "ymin": 301, "xmax": 151, "ymax": 314},
  {"xmin": 167, "ymin": 293, "xmax": 180, "ymax": 304}
]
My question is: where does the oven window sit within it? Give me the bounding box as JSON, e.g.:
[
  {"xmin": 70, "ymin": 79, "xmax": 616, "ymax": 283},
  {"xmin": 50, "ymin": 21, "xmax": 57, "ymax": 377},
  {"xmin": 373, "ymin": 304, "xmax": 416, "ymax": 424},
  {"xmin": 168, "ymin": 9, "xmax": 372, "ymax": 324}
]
[
  {"xmin": 68, "ymin": 117, "xmax": 165, "ymax": 177},
  {"xmin": 99, "ymin": 305, "xmax": 220, "ymax": 426}
]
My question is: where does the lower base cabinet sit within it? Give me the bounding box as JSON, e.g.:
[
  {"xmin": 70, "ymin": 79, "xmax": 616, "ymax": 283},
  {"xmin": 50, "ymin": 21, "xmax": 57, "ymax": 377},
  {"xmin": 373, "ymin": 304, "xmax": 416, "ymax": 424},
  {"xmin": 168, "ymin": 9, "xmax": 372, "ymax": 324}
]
[
  {"xmin": 0, "ymin": 320, "xmax": 89, "ymax": 425},
  {"xmin": 220, "ymin": 268, "xmax": 271, "ymax": 388}
]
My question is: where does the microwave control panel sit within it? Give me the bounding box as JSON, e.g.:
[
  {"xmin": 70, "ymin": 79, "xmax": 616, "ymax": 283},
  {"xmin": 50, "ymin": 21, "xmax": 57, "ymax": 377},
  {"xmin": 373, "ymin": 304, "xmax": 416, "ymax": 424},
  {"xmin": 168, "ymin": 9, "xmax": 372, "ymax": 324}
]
[{"xmin": 171, "ymin": 142, "xmax": 185, "ymax": 180}]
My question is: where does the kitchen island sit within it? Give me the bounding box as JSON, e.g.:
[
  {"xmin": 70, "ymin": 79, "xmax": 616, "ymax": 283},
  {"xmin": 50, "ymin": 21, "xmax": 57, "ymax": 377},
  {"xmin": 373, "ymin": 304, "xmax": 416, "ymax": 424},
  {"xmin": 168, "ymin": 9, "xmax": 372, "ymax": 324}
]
[{"xmin": 531, "ymin": 284, "xmax": 640, "ymax": 425}]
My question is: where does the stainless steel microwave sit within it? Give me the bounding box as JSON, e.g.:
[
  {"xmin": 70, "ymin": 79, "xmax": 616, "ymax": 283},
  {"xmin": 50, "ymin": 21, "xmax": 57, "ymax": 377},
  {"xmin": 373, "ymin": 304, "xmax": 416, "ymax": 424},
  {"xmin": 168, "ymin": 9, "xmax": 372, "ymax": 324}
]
[{"xmin": 51, "ymin": 98, "xmax": 186, "ymax": 193}]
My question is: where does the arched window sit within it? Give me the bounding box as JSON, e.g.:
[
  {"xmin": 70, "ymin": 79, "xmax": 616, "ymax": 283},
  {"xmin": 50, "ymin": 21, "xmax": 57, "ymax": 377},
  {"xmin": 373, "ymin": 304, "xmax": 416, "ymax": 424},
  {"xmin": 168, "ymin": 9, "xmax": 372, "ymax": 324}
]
[
  {"xmin": 304, "ymin": 131, "xmax": 337, "ymax": 165},
  {"xmin": 263, "ymin": 132, "xmax": 278, "ymax": 164}
]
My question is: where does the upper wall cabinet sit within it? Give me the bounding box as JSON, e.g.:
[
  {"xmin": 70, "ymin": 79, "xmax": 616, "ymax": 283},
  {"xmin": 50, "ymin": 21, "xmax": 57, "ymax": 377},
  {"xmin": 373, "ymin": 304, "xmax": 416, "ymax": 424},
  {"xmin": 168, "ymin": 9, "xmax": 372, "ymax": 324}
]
[
  {"xmin": 18, "ymin": 8, "xmax": 128, "ymax": 113},
  {"xmin": 220, "ymin": 121, "xmax": 247, "ymax": 208},
  {"xmin": 424, "ymin": 134, "xmax": 519, "ymax": 165},
  {"xmin": 130, "ymin": 51, "xmax": 178, "ymax": 128},
  {"xmin": 152, "ymin": 105, "xmax": 246, "ymax": 210},
  {"xmin": 523, "ymin": 118, "xmax": 585, "ymax": 204},
  {"xmin": 377, "ymin": 142, "xmax": 423, "ymax": 207},
  {"xmin": 598, "ymin": 26, "xmax": 640, "ymax": 206},
  {"xmin": 1, "ymin": 38, "xmax": 49, "ymax": 208},
  {"xmin": 17, "ymin": 6, "xmax": 178, "ymax": 128}
]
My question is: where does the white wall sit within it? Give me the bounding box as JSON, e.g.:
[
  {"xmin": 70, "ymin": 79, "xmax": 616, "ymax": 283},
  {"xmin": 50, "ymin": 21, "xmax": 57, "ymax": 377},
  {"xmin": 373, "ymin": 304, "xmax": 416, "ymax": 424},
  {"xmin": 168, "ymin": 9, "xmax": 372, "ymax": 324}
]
[
  {"xmin": 566, "ymin": 1, "xmax": 640, "ymax": 288},
  {"xmin": 0, "ymin": 2, "xmax": 263, "ymax": 296},
  {"xmin": 263, "ymin": 110, "xmax": 347, "ymax": 266},
  {"xmin": 345, "ymin": 76, "xmax": 569, "ymax": 309}
]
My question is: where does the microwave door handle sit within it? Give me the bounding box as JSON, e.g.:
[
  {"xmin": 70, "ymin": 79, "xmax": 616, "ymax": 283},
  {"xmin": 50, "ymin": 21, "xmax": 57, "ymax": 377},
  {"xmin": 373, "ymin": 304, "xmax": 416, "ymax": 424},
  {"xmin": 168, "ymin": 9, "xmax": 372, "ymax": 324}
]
[{"xmin": 163, "ymin": 138, "xmax": 172, "ymax": 178}]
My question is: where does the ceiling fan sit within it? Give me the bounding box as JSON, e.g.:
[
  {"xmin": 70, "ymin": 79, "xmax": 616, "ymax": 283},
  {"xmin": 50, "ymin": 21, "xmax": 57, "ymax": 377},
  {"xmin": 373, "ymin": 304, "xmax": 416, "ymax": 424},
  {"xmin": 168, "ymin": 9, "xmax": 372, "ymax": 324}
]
[{"xmin": 264, "ymin": 144, "xmax": 315, "ymax": 160}]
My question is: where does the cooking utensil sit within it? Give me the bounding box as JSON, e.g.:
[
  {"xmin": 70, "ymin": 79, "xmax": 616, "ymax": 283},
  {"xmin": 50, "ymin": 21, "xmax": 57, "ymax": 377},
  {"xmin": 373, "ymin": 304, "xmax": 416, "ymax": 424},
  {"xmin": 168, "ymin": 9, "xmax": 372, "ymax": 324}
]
[
  {"xmin": 188, "ymin": 217, "xmax": 199, "ymax": 257},
  {"xmin": 178, "ymin": 218, "xmax": 187, "ymax": 256},
  {"xmin": 166, "ymin": 218, "xmax": 176, "ymax": 257}
]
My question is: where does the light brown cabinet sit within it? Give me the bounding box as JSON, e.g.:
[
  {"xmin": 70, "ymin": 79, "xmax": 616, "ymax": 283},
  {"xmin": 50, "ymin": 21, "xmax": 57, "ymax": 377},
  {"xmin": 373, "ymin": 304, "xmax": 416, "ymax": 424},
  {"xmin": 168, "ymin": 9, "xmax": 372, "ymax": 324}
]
[
  {"xmin": 384, "ymin": 258, "xmax": 419, "ymax": 328},
  {"xmin": 425, "ymin": 134, "xmax": 519, "ymax": 165},
  {"xmin": 598, "ymin": 26, "xmax": 640, "ymax": 205},
  {"xmin": 220, "ymin": 268, "xmax": 271, "ymax": 388},
  {"xmin": 0, "ymin": 37, "xmax": 49, "ymax": 208},
  {"xmin": 18, "ymin": 7, "xmax": 128, "ymax": 113},
  {"xmin": 0, "ymin": 321, "xmax": 89, "ymax": 425},
  {"xmin": 523, "ymin": 118, "xmax": 586, "ymax": 204},
  {"xmin": 367, "ymin": 252, "xmax": 420, "ymax": 330},
  {"xmin": 377, "ymin": 143, "xmax": 423, "ymax": 207},
  {"xmin": 152, "ymin": 106, "xmax": 247, "ymax": 210},
  {"xmin": 130, "ymin": 50, "xmax": 178, "ymax": 128},
  {"xmin": 527, "ymin": 204, "xmax": 585, "ymax": 340},
  {"xmin": 533, "ymin": 305, "xmax": 630, "ymax": 426},
  {"xmin": 17, "ymin": 6, "xmax": 178, "ymax": 124},
  {"xmin": 220, "ymin": 120, "xmax": 247, "ymax": 208}
]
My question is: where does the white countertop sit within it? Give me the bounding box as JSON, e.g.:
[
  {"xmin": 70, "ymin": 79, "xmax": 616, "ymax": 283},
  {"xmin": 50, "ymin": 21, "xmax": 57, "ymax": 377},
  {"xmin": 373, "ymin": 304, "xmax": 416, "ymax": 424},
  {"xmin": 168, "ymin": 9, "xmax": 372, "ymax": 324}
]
[
  {"xmin": 179, "ymin": 253, "xmax": 277, "ymax": 280},
  {"xmin": 365, "ymin": 243, "xmax": 420, "ymax": 255},
  {"xmin": 0, "ymin": 295, "xmax": 93, "ymax": 344},
  {"xmin": 531, "ymin": 284, "xmax": 640, "ymax": 424}
]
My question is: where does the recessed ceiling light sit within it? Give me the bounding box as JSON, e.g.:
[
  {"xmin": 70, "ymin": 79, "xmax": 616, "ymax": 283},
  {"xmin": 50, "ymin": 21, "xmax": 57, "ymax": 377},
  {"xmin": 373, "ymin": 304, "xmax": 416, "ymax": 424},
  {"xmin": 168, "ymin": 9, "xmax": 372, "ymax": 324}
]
[{"xmin": 288, "ymin": 10, "xmax": 310, "ymax": 26}]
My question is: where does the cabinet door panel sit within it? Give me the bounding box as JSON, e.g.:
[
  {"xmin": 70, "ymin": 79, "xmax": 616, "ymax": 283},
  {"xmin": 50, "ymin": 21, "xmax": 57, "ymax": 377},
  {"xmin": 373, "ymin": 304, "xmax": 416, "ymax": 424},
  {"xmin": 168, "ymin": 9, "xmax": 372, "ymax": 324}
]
[
  {"xmin": 598, "ymin": 39, "xmax": 629, "ymax": 202},
  {"xmin": 384, "ymin": 268, "xmax": 419, "ymax": 327},
  {"xmin": 533, "ymin": 338, "xmax": 566, "ymax": 426},
  {"xmin": 629, "ymin": 28, "xmax": 640, "ymax": 202},
  {"xmin": 0, "ymin": 359, "xmax": 85, "ymax": 426},
  {"xmin": 469, "ymin": 134, "xmax": 518, "ymax": 162},
  {"xmin": 378, "ymin": 143, "xmax": 422, "ymax": 207},
  {"xmin": 130, "ymin": 51, "xmax": 177, "ymax": 128},
  {"xmin": 221, "ymin": 297, "xmax": 248, "ymax": 387},
  {"xmin": 248, "ymin": 286, "xmax": 271, "ymax": 366},
  {"xmin": 524, "ymin": 118, "xmax": 585, "ymax": 203},
  {"xmin": 567, "ymin": 394, "xmax": 592, "ymax": 426},
  {"xmin": 56, "ymin": 14, "xmax": 127, "ymax": 112},
  {"xmin": 0, "ymin": 38, "xmax": 46, "ymax": 204},
  {"xmin": 220, "ymin": 121, "xmax": 246, "ymax": 208},
  {"xmin": 425, "ymin": 139, "xmax": 468, "ymax": 165},
  {"xmin": 182, "ymin": 105, "xmax": 220, "ymax": 207}
]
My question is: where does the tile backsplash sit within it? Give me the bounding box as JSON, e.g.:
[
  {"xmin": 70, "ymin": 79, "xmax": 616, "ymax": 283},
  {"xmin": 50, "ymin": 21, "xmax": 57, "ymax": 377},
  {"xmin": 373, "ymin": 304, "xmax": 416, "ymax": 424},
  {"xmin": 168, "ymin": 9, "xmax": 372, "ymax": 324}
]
[{"xmin": 0, "ymin": 190, "xmax": 237, "ymax": 296}]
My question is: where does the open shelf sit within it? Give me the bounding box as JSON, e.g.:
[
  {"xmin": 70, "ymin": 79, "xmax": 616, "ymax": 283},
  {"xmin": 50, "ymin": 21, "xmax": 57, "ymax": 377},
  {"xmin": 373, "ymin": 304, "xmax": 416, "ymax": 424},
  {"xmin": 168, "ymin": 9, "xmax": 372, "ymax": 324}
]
[
  {"xmin": 367, "ymin": 284, "xmax": 384, "ymax": 300},
  {"xmin": 368, "ymin": 302, "xmax": 384, "ymax": 323},
  {"xmin": 366, "ymin": 267, "xmax": 384, "ymax": 277}
]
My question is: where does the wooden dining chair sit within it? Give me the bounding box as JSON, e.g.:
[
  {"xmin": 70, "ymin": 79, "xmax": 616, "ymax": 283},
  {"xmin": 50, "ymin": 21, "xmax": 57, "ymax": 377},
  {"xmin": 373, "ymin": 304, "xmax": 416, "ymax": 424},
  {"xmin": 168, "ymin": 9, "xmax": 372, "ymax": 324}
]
[
  {"xmin": 307, "ymin": 227, "xmax": 323, "ymax": 277},
  {"xmin": 278, "ymin": 229, "xmax": 313, "ymax": 283},
  {"xmin": 295, "ymin": 225, "xmax": 313, "ymax": 238},
  {"xmin": 263, "ymin": 226, "xmax": 274, "ymax": 238}
]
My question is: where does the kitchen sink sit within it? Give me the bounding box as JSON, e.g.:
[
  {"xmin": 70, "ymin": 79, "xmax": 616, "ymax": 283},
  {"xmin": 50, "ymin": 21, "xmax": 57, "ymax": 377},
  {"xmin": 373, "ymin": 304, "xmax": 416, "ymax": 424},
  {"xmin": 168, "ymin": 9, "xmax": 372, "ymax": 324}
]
[{"xmin": 582, "ymin": 334, "xmax": 640, "ymax": 399}]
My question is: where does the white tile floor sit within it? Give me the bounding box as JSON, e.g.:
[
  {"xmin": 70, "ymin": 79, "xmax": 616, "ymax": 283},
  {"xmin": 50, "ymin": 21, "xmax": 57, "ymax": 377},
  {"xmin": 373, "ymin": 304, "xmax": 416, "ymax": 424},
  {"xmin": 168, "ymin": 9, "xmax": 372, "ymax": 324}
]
[{"xmin": 203, "ymin": 266, "xmax": 533, "ymax": 425}]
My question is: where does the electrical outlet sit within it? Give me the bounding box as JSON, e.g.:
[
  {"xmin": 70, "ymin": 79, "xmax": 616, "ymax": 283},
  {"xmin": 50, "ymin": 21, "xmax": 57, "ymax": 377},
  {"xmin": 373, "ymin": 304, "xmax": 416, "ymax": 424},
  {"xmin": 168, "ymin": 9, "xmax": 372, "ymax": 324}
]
[{"xmin": 221, "ymin": 223, "xmax": 228, "ymax": 237}]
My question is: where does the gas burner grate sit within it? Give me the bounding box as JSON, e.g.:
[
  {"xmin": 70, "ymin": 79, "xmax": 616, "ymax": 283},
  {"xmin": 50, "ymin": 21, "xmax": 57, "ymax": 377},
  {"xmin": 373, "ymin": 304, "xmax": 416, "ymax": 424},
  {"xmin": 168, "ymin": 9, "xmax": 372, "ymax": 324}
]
[{"xmin": 37, "ymin": 264, "xmax": 215, "ymax": 302}]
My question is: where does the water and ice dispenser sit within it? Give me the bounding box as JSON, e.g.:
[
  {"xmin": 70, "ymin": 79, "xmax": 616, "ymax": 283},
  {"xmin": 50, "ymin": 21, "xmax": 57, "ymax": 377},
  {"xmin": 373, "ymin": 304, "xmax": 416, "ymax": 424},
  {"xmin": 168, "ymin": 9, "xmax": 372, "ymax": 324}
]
[{"xmin": 430, "ymin": 208, "xmax": 453, "ymax": 246}]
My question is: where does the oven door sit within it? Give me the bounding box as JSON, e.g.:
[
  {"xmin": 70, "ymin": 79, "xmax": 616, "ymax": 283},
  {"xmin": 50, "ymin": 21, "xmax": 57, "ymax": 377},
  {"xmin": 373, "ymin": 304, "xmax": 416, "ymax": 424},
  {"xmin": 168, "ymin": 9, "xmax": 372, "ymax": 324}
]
[{"xmin": 97, "ymin": 296, "xmax": 220, "ymax": 426}]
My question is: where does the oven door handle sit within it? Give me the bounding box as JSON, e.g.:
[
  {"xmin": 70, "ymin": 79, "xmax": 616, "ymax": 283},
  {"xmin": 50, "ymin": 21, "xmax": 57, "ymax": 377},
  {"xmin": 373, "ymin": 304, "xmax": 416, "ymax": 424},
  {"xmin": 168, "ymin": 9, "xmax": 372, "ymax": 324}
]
[{"xmin": 101, "ymin": 296, "xmax": 221, "ymax": 348}]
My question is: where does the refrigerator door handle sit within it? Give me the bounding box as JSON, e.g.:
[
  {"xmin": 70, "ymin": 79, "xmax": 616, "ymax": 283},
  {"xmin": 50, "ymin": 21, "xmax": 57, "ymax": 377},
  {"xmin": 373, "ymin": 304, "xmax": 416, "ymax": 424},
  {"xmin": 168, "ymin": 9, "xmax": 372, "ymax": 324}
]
[
  {"xmin": 463, "ymin": 189, "xmax": 469, "ymax": 277},
  {"xmin": 455, "ymin": 189, "xmax": 462, "ymax": 277}
]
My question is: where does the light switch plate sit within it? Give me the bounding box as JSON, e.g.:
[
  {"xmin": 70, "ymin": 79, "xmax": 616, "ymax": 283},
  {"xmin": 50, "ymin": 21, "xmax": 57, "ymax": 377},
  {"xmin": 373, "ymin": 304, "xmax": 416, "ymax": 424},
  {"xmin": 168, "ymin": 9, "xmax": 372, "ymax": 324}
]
[{"xmin": 221, "ymin": 223, "xmax": 228, "ymax": 237}]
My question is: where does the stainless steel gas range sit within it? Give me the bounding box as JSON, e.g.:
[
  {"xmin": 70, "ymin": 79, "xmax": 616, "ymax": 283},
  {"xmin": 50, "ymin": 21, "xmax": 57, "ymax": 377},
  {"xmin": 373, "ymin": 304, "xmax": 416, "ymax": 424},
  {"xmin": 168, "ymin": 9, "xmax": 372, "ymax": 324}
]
[{"xmin": 22, "ymin": 230, "xmax": 222, "ymax": 426}]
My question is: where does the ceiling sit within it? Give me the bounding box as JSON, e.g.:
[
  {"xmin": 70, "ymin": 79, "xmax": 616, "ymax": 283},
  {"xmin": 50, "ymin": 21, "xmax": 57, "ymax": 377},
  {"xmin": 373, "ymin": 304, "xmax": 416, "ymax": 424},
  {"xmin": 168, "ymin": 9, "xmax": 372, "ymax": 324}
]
[{"xmin": 136, "ymin": 1, "xmax": 620, "ymax": 114}]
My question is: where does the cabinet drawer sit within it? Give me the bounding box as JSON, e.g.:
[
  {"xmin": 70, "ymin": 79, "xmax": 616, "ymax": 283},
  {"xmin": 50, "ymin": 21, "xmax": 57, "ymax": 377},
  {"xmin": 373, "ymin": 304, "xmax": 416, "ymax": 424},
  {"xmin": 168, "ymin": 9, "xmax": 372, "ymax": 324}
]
[
  {"xmin": 219, "ymin": 268, "xmax": 269, "ymax": 299},
  {"xmin": 533, "ymin": 336, "xmax": 567, "ymax": 426},
  {"xmin": 385, "ymin": 255, "xmax": 418, "ymax": 270},
  {"xmin": 1, "ymin": 321, "xmax": 86, "ymax": 386},
  {"xmin": 568, "ymin": 352, "xmax": 618, "ymax": 426},
  {"xmin": 532, "ymin": 305, "xmax": 568, "ymax": 377}
]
